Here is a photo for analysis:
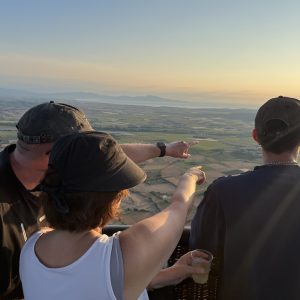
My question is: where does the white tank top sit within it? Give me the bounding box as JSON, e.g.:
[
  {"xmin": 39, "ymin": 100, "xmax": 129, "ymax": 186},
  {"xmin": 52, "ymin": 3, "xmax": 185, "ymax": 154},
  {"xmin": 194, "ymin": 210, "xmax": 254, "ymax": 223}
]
[{"xmin": 20, "ymin": 231, "xmax": 149, "ymax": 300}]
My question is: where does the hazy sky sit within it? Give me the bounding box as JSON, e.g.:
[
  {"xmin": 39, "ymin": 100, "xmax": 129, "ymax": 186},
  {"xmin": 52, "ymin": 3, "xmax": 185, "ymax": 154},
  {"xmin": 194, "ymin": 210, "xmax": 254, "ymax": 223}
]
[{"xmin": 1, "ymin": 0, "xmax": 300, "ymax": 107}]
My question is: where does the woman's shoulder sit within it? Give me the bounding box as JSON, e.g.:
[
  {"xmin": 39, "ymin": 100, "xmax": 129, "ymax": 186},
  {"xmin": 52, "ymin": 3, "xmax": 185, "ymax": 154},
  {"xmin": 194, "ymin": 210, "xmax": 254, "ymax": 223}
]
[{"xmin": 97, "ymin": 231, "xmax": 121, "ymax": 245}]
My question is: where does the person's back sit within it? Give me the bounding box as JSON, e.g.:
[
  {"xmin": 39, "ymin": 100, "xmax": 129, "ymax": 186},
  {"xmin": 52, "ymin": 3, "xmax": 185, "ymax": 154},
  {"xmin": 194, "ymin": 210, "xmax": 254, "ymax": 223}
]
[
  {"xmin": 21, "ymin": 231, "xmax": 150, "ymax": 300},
  {"xmin": 207, "ymin": 165, "xmax": 300, "ymax": 299},
  {"xmin": 20, "ymin": 232, "xmax": 115, "ymax": 300},
  {"xmin": 190, "ymin": 96, "xmax": 300, "ymax": 300}
]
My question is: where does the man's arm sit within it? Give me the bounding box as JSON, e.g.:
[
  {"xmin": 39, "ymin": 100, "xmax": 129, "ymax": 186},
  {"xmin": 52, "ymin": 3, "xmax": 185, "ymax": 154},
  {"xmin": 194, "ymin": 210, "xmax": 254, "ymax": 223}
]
[
  {"xmin": 120, "ymin": 141, "xmax": 198, "ymax": 163},
  {"xmin": 147, "ymin": 251, "xmax": 205, "ymax": 289}
]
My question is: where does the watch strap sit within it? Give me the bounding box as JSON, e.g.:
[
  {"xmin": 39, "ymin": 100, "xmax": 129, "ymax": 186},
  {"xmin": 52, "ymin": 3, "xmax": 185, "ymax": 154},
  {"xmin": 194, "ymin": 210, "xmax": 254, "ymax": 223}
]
[{"xmin": 156, "ymin": 142, "xmax": 166, "ymax": 157}]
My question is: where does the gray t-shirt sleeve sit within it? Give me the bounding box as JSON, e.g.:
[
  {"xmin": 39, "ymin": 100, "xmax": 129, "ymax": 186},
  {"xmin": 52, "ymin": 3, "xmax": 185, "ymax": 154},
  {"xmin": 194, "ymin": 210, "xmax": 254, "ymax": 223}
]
[{"xmin": 110, "ymin": 233, "xmax": 124, "ymax": 300}]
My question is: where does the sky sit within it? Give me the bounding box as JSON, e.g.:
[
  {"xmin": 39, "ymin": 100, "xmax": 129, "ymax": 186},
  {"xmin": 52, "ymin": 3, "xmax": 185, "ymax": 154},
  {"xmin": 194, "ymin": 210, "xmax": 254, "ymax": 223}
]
[{"xmin": 1, "ymin": 0, "xmax": 300, "ymax": 107}]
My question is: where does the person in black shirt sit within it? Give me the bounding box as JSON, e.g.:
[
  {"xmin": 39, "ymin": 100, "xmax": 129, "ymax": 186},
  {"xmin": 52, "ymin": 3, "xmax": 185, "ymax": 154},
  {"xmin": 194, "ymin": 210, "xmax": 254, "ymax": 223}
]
[
  {"xmin": 190, "ymin": 96, "xmax": 300, "ymax": 300},
  {"xmin": 0, "ymin": 101, "xmax": 196, "ymax": 299}
]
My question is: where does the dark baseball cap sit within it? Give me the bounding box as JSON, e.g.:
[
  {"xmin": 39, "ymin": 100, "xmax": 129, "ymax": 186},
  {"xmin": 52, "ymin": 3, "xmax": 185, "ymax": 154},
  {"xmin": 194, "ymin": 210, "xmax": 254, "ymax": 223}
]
[
  {"xmin": 48, "ymin": 131, "xmax": 147, "ymax": 192},
  {"xmin": 16, "ymin": 101, "xmax": 93, "ymax": 144},
  {"xmin": 255, "ymin": 96, "xmax": 300, "ymax": 137}
]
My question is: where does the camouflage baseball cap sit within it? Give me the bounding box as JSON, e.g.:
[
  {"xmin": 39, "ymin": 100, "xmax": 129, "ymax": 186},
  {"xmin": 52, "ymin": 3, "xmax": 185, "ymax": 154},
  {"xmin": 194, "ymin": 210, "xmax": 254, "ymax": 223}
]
[{"xmin": 16, "ymin": 101, "xmax": 93, "ymax": 144}]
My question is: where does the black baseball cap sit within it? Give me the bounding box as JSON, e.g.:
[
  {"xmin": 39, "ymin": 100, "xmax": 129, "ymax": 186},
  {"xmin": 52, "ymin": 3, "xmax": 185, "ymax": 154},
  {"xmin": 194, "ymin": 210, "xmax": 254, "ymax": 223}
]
[
  {"xmin": 48, "ymin": 131, "xmax": 147, "ymax": 192},
  {"xmin": 16, "ymin": 101, "xmax": 93, "ymax": 144},
  {"xmin": 255, "ymin": 96, "xmax": 300, "ymax": 137}
]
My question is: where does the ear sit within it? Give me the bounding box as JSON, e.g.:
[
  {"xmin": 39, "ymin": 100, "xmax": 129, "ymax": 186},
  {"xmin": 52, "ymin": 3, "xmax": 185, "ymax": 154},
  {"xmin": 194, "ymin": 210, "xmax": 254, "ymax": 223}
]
[{"xmin": 252, "ymin": 129, "xmax": 260, "ymax": 144}]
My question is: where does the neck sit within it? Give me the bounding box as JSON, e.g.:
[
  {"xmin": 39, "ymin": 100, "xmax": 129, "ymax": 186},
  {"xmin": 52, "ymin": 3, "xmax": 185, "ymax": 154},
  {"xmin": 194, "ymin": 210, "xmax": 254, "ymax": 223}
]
[
  {"xmin": 10, "ymin": 148, "xmax": 47, "ymax": 190},
  {"xmin": 263, "ymin": 149, "xmax": 299, "ymax": 165}
]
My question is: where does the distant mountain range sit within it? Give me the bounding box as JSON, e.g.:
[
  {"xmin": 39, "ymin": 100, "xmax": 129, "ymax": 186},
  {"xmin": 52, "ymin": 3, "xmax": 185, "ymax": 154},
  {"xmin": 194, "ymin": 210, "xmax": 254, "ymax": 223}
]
[
  {"xmin": 0, "ymin": 88, "xmax": 188, "ymax": 107},
  {"xmin": 0, "ymin": 87, "xmax": 256, "ymax": 110}
]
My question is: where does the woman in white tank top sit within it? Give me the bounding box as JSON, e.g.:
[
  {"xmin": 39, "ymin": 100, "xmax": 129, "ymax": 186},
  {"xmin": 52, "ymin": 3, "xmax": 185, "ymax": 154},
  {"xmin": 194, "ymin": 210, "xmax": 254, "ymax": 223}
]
[{"xmin": 20, "ymin": 132, "xmax": 206, "ymax": 300}]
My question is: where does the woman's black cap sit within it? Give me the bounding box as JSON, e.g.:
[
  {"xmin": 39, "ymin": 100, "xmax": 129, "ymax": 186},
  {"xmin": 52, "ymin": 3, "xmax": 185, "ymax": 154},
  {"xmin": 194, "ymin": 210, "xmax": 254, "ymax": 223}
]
[{"xmin": 48, "ymin": 131, "xmax": 147, "ymax": 192}]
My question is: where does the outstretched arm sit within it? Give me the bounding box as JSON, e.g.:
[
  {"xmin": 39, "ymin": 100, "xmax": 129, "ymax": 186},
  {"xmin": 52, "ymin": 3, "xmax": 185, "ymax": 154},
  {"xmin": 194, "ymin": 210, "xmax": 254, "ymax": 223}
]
[
  {"xmin": 120, "ymin": 141, "xmax": 198, "ymax": 163},
  {"xmin": 119, "ymin": 167, "xmax": 205, "ymax": 300}
]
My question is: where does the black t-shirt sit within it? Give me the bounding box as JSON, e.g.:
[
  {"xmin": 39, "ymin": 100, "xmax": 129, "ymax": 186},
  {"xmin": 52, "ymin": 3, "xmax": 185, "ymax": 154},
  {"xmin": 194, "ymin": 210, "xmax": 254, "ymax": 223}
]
[
  {"xmin": 0, "ymin": 145, "xmax": 47, "ymax": 299},
  {"xmin": 190, "ymin": 164, "xmax": 300, "ymax": 300}
]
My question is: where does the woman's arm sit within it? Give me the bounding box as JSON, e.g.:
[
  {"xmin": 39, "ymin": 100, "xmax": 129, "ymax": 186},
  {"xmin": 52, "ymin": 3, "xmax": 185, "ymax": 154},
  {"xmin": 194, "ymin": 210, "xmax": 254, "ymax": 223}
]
[{"xmin": 119, "ymin": 167, "xmax": 205, "ymax": 300}]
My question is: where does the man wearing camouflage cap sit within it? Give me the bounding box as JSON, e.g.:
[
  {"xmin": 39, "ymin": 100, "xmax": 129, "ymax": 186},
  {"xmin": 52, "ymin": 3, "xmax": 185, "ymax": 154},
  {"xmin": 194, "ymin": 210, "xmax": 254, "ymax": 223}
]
[
  {"xmin": 0, "ymin": 101, "xmax": 195, "ymax": 299},
  {"xmin": 190, "ymin": 96, "xmax": 300, "ymax": 300}
]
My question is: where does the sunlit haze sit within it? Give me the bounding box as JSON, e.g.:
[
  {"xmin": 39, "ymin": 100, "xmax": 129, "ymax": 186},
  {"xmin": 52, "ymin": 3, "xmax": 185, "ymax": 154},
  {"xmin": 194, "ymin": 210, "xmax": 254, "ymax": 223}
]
[{"xmin": 1, "ymin": 0, "xmax": 300, "ymax": 108}]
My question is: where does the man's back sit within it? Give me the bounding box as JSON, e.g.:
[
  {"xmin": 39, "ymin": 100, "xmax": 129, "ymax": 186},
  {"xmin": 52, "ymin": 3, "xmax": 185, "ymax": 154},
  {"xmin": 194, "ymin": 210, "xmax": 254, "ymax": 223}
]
[{"xmin": 190, "ymin": 164, "xmax": 300, "ymax": 300}]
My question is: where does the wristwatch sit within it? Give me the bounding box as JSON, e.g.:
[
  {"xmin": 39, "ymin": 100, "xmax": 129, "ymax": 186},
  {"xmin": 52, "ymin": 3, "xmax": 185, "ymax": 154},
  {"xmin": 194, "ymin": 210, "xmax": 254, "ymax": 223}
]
[{"xmin": 156, "ymin": 142, "xmax": 166, "ymax": 157}]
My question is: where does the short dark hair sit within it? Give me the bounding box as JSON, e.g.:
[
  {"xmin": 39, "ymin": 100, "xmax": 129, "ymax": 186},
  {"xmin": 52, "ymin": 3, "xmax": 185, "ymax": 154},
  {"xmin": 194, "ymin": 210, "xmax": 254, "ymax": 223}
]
[
  {"xmin": 40, "ymin": 167, "xmax": 129, "ymax": 232},
  {"xmin": 257, "ymin": 119, "xmax": 300, "ymax": 154}
]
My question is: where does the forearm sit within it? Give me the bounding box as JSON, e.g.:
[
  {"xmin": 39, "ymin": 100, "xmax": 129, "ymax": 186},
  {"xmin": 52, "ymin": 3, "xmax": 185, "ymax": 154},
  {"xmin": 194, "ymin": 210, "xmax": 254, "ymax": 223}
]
[
  {"xmin": 122, "ymin": 172, "xmax": 199, "ymax": 260},
  {"xmin": 148, "ymin": 267, "xmax": 180, "ymax": 289},
  {"xmin": 137, "ymin": 173, "xmax": 198, "ymax": 248},
  {"xmin": 172, "ymin": 174, "xmax": 198, "ymax": 209},
  {"xmin": 120, "ymin": 140, "xmax": 194, "ymax": 163},
  {"xmin": 120, "ymin": 144, "xmax": 160, "ymax": 163}
]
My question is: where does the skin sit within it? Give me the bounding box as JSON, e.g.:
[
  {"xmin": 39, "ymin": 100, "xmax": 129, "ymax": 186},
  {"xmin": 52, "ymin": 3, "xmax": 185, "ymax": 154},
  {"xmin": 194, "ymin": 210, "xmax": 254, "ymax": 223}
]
[{"xmin": 10, "ymin": 142, "xmax": 54, "ymax": 190}]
